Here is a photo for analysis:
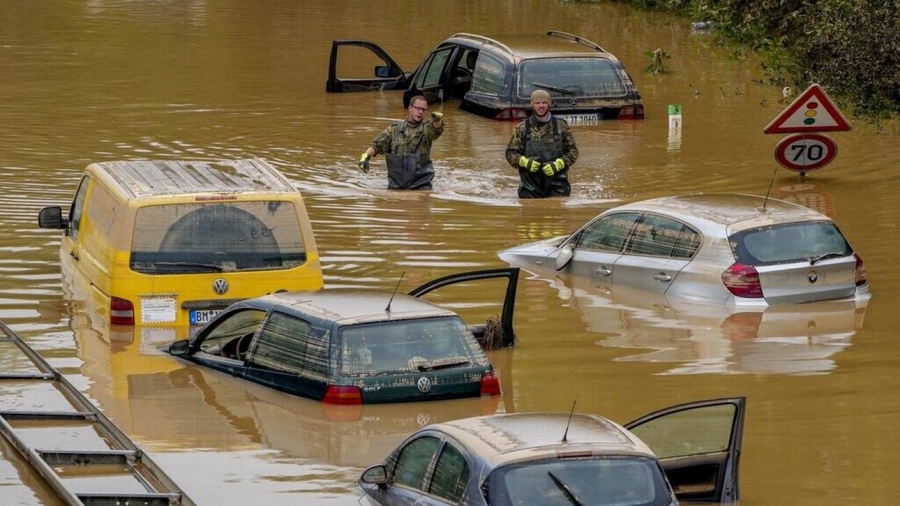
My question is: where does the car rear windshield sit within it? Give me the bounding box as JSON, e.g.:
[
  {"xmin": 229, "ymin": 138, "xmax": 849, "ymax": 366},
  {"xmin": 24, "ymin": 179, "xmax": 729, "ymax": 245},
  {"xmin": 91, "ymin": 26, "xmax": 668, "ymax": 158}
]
[
  {"xmin": 337, "ymin": 316, "xmax": 489, "ymax": 377},
  {"xmin": 130, "ymin": 201, "xmax": 306, "ymax": 274},
  {"xmin": 519, "ymin": 58, "xmax": 627, "ymax": 98},
  {"xmin": 729, "ymin": 221, "xmax": 853, "ymax": 266},
  {"xmin": 487, "ymin": 456, "xmax": 672, "ymax": 506}
]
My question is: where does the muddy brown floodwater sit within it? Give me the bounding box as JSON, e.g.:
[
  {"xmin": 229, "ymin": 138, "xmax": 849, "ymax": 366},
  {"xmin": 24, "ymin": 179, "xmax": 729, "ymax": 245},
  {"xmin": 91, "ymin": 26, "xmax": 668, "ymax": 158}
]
[{"xmin": 1, "ymin": 1, "xmax": 899, "ymax": 504}]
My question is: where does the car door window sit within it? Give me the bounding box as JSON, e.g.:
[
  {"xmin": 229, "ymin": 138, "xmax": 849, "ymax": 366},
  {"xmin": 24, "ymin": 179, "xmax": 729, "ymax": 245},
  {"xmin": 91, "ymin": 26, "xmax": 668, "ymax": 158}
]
[
  {"xmin": 471, "ymin": 53, "xmax": 505, "ymax": 95},
  {"xmin": 415, "ymin": 47, "xmax": 454, "ymax": 90},
  {"xmin": 626, "ymin": 214, "xmax": 691, "ymax": 258},
  {"xmin": 671, "ymin": 225, "xmax": 701, "ymax": 259},
  {"xmin": 393, "ymin": 436, "xmax": 441, "ymax": 489},
  {"xmin": 197, "ymin": 309, "xmax": 267, "ymax": 356},
  {"xmin": 429, "ymin": 442, "xmax": 469, "ymax": 502},
  {"xmin": 576, "ymin": 212, "xmax": 641, "ymax": 252},
  {"xmin": 628, "ymin": 403, "xmax": 736, "ymax": 459},
  {"xmin": 250, "ymin": 312, "xmax": 327, "ymax": 377},
  {"xmin": 69, "ymin": 176, "xmax": 91, "ymax": 241}
]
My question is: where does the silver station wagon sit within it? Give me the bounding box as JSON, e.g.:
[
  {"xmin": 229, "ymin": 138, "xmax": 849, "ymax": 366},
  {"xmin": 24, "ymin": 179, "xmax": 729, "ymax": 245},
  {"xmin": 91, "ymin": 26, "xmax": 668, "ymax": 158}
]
[
  {"xmin": 500, "ymin": 194, "xmax": 869, "ymax": 306},
  {"xmin": 360, "ymin": 397, "xmax": 746, "ymax": 505}
]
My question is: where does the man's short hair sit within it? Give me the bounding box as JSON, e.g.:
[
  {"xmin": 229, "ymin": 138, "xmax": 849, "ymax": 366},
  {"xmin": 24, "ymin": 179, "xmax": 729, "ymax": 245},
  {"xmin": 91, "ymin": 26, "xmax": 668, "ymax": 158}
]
[{"xmin": 409, "ymin": 95, "xmax": 427, "ymax": 107}]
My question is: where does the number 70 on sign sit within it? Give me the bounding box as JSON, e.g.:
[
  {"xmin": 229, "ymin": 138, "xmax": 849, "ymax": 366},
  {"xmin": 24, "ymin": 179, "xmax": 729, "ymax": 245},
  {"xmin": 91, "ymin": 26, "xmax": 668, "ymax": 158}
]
[{"xmin": 774, "ymin": 133, "xmax": 838, "ymax": 173}]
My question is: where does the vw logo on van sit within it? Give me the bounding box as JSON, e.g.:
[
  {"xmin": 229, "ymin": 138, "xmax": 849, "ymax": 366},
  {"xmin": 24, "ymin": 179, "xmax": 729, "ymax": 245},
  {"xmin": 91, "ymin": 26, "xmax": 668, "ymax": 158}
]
[
  {"xmin": 212, "ymin": 278, "xmax": 230, "ymax": 295},
  {"xmin": 807, "ymin": 271, "xmax": 818, "ymax": 284},
  {"xmin": 416, "ymin": 376, "xmax": 432, "ymax": 393}
]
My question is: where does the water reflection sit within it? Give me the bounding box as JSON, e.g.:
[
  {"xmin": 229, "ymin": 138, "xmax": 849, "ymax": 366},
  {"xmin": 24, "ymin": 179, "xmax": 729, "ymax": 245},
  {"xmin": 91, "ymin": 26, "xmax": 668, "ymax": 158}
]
[{"xmin": 520, "ymin": 270, "xmax": 867, "ymax": 375}]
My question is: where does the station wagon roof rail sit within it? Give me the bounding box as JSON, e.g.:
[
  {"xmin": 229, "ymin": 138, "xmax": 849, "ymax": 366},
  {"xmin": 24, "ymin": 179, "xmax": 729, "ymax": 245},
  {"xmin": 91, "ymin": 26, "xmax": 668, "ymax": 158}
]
[
  {"xmin": 546, "ymin": 29, "xmax": 607, "ymax": 53},
  {"xmin": 448, "ymin": 33, "xmax": 513, "ymax": 54}
]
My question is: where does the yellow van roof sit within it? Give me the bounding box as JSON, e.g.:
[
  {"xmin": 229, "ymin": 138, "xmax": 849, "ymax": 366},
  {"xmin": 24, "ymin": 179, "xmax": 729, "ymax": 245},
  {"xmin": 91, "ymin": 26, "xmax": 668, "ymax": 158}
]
[{"xmin": 91, "ymin": 159, "xmax": 296, "ymax": 199}]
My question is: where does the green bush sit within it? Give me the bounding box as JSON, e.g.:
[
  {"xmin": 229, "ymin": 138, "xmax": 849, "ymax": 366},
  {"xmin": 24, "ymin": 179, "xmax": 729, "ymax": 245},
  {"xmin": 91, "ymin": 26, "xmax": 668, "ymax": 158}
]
[{"xmin": 601, "ymin": 0, "xmax": 900, "ymax": 118}]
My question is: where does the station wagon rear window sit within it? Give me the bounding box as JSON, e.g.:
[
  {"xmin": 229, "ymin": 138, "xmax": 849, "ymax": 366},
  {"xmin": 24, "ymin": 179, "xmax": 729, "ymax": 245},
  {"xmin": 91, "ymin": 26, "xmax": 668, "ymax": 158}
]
[
  {"xmin": 519, "ymin": 58, "xmax": 627, "ymax": 98},
  {"xmin": 730, "ymin": 221, "xmax": 852, "ymax": 266},
  {"xmin": 337, "ymin": 317, "xmax": 488, "ymax": 377},
  {"xmin": 130, "ymin": 201, "xmax": 307, "ymax": 274}
]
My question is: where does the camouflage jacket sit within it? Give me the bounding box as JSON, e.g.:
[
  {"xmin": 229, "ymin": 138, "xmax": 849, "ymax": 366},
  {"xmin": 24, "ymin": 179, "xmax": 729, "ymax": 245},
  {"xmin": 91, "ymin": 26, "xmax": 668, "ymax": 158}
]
[
  {"xmin": 505, "ymin": 114, "xmax": 579, "ymax": 169},
  {"xmin": 370, "ymin": 119, "xmax": 444, "ymax": 157}
]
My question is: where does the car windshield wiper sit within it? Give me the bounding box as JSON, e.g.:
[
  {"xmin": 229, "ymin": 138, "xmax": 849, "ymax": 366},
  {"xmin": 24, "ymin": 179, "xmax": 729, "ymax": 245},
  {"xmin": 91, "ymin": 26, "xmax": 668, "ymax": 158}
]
[
  {"xmin": 532, "ymin": 81, "xmax": 576, "ymax": 96},
  {"xmin": 547, "ymin": 471, "xmax": 584, "ymax": 506},
  {"xmin": 150, "ymin": 261, "xmax": 225, "ymax": 272},
  {"xmin": 809, "ymin": 252, "xmax": 847, "ymax": 265},
  {"xmin": 417, "ymin": 358, "xmax": 471, "ymax": 371}
]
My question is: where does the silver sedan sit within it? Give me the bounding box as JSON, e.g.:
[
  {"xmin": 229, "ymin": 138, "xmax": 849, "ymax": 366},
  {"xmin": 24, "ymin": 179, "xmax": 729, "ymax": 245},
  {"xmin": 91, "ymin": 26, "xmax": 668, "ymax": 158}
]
[{"xmin": 500, "ymin": 193, "xmax": 870, "ymax": 307}]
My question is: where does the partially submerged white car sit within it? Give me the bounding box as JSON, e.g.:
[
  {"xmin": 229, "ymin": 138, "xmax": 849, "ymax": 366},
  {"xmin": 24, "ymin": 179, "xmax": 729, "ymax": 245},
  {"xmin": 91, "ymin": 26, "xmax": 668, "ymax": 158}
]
[{"xmin": 500, "ymin": 194, "xmax": 869, "ymax": 307}]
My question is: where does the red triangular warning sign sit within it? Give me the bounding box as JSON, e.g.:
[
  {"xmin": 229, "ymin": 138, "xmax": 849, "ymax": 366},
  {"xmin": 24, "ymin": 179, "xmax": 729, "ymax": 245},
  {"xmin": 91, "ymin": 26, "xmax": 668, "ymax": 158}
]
[{"xmin": 764, "ymin": 84, "xmax": 852, "ymax": 134}]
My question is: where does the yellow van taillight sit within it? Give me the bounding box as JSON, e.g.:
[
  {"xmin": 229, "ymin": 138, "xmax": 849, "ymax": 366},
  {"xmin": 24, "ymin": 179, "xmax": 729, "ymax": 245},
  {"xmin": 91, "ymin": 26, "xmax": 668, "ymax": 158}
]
[{"xmin": 110, "ymin": 297, "xmax": 135, "ymax": 325}]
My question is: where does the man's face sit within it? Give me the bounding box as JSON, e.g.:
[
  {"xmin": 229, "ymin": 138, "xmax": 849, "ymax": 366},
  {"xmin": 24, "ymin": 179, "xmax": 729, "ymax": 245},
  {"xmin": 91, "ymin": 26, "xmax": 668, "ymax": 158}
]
[
  {"xmin": 533, "ymin": 99, "xmax": 550, "ymax": 116},
  {"xmin": 408, "ymin": 99, "xmax": 427, "ymax": 122}
]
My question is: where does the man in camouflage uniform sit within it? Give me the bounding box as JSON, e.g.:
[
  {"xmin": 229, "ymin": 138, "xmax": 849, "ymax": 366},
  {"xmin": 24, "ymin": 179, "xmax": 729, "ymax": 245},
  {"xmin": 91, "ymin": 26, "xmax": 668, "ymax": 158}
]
[
  {"xmin": 358, "ymin": 95, "xmax": 444, "ymax": 190},
  {"xmin": 505, "ymin": 89, "xmax": 579, "ymax": 198}
]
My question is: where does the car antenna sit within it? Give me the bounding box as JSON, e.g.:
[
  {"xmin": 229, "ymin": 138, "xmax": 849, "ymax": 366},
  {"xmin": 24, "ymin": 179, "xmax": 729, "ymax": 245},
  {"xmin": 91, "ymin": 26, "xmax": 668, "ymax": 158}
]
[
  {"xmin": 385, "ymin": 271, "xmax": 405, "ymax": 313},
  {"xmin": 562, "ymin": 400, "xmax": 577, "ymax": 443},
  {"xmin": 761, "ymin": 165, "xmax": 778, "ymax": 212}
]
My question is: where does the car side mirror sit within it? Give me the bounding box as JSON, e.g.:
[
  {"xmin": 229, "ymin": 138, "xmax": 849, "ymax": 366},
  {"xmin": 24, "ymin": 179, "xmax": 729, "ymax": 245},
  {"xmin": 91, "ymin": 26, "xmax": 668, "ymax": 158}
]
[
  {"xmin": 167, "ymin": 339, "xmax": 190, "ymax": 357},
  {"xmin": 360, "ymin": 464, "xmax": 388, "ymax": 485},
  {"xmin": 555, "ymin": 243, "xmax": 575, "ymax": 271},
  {"xmin": 374, "ymin": 65, "xmax": 392, "ymax": 78},
  {"xmin": 38, "ymin": 206, "xmax": 67, "ymax": 229}
]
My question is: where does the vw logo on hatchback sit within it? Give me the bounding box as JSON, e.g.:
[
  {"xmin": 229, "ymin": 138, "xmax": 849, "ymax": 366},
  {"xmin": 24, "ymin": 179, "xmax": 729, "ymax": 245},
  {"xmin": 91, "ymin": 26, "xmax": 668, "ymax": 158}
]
[
  {"xmin": 807, "ymin": 271, "xmax": 818, "ymax": 284},
  {"xmin": 213, "ymin": 278, "xmax": 229, "ymax": 295},
  {"xmin": 416, "ymin": 376, "xmax": 432, "ymax": 393}
]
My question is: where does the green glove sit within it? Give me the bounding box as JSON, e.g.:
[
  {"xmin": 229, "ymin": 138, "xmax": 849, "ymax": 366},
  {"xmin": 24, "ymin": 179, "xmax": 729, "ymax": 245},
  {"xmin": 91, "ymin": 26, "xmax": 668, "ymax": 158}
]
[
  {"xmin": 358, "ymin": 152, "xmax": 370, "ymax": 173},
  {"xmin": 542, "ymin": 158, "xmax": 566, "ymax": 176},
  {"xmin": 518, "ymin": 156, "xmax": 541, "ymax": 172},
  {"xmin": 431, "ymin": 111, "xmax": 443, "ymax": 122}
]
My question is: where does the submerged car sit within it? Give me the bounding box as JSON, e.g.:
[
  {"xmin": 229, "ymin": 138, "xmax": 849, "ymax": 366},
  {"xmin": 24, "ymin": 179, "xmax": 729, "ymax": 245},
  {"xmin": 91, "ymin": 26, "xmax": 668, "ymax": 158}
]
[
  {"xmin": 161, "ymin": 268, "xmax": 519, "ymax": 404},
  {"xmin": 359, "ymin": 397, "xmax": 746, "ymax": 505},
  {"xmin": 327, "ymin": 30, "xmax": 643, "ymax": 123},
  {"xmin": 500, "ymin": 193, "xmax": 869, "ymax": 307}
]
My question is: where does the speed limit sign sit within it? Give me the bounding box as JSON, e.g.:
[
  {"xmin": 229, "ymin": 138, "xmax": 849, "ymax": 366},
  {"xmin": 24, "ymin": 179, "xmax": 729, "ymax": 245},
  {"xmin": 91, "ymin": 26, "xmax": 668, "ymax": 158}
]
[{"xmin": 774, "ymin": 133, "xmax": 838, "ymax": 173}]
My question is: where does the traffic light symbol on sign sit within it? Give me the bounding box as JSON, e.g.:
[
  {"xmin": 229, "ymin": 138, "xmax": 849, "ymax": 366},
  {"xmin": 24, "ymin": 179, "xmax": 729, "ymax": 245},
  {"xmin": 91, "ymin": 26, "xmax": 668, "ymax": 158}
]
[{"xmin": 764, "ymin": 84, "xmax": 852, "ymax": 134}]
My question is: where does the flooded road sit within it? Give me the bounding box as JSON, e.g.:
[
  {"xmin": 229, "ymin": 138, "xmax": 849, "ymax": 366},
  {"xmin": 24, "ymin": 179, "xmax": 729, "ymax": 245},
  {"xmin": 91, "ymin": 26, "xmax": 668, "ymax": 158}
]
[{"xmin": 2, "ymin": 1, "xmax": 900, "ymax": 504}]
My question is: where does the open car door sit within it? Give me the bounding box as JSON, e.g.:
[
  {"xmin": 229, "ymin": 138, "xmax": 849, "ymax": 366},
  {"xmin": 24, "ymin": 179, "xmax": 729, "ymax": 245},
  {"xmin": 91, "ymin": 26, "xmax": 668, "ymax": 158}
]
[
  {"xmin": 625, "ymin": 397, "xmax": 746, "ymax": 503},
  {"xmin": 408, "ymin": 267, "xmax": 519, "ymax": 348},
  {"xmin": 325, "ymin": 40, "xmax": 410, "ymax": 93}
]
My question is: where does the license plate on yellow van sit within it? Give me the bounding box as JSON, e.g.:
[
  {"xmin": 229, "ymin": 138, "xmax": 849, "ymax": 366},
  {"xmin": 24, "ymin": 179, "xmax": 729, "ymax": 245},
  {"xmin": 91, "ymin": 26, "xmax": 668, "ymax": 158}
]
[{"xmin": 190, "ymin": 310, "xmax": 221, "ymax": 325}]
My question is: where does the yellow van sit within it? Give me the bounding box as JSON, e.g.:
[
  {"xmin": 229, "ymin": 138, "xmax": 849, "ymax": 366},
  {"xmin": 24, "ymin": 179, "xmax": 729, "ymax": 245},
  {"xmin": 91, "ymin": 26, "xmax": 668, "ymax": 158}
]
[{"xmin": 39, "ymin": 159, "xmax": 323, "ymax": 327}]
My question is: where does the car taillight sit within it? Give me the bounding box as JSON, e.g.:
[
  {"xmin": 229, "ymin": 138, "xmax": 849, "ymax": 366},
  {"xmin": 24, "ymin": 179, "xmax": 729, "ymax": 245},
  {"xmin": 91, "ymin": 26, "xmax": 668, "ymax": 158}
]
[
  {"xmin": 721, "ymin": 263, "xmax": 764, "ymax": 298},
  {"xmin": 617, "ymin": 104, "xmax": 644, "ymax": 119},
  {"xmin": 494, "ymin": 108, "xmax": 529, "ymax": 121},
  {"xmin": 322, "ymin": 385, "xmax": 362, "ymax": 405},
  {"xmin": 110, "ymin": 296, "xmax": 135, "ymax": 325},
  {"xmin": 480, "ymin": 371, "xmax": 501, "ymax": 396},
  {"xmin": 854, "ymin": 254, "xmax": 867, "ymax": 286}
]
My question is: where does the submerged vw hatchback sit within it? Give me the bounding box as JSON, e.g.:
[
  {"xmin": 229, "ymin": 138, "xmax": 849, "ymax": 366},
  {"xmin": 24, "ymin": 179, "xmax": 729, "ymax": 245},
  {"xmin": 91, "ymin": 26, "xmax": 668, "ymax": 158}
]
[
  {"xmin": 500, "ymin": 194, "xmax": 869, "ymax": 307},
  {"xmin": 161, "ymin": 268, "xmax": 520, "ymax": 404}
]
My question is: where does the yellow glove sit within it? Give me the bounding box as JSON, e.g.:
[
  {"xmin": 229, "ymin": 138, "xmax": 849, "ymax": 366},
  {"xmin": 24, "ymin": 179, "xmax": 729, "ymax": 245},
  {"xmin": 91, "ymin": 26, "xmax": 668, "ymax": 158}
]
[
  {"xmin": 518, "ymin": 156, "xmax": 541, "ymax": 172},
  {"xmin": 358, "ymin": 152, "xmax": 370, "ymax": 173},
  {"xmin": 541, "ymin": 158, "xmax": 566, "ymax": 176},
  {"xmin": 431, "ymin": 111, "xmax": 443, "ymax": 122}
]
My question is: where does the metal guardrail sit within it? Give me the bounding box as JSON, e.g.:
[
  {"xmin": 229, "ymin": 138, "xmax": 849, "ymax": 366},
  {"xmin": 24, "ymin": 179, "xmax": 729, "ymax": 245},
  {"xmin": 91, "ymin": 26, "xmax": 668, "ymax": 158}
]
[{"xmin": 0, "ymin": 320, "xmax": 194, "ymax": 506}]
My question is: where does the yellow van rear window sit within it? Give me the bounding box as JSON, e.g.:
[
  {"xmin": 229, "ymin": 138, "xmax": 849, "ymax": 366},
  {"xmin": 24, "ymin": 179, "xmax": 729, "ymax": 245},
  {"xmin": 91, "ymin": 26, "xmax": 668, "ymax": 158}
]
[{"xmin": 130, "ymin": 201, "xmax": 307, "ymax": 274}]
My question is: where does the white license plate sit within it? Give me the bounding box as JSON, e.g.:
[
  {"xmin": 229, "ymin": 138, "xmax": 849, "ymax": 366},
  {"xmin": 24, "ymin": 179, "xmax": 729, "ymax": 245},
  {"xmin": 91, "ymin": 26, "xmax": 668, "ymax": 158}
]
[
  {"xmin": 559, "ymin": 114, "xmax": 600, "ymax": 126},
  {"xmin": 190, "ymin": 310, "xmax": 221, "ymax": 325}
]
